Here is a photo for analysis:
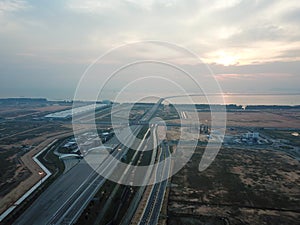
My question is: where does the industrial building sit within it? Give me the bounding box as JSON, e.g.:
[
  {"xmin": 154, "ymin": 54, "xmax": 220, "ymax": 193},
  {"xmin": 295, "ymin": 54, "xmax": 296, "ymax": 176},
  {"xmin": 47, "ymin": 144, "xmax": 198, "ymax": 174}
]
[{"xmin": 45, "ymin": 104, "xmax": 108, "ymax": 119}]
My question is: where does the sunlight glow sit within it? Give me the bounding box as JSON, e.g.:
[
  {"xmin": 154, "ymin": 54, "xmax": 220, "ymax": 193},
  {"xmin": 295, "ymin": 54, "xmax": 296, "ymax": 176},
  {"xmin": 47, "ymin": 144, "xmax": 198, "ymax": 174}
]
[{"xmin": 216, "ymin": 51, "xmax": 239, "ymax": 66}]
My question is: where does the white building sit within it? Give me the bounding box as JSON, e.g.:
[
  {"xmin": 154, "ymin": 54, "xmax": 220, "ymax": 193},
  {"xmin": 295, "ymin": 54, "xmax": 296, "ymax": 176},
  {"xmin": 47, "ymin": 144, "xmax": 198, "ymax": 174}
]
[{"xmin": 243, "ymin": 132, "xmax": 259, "ymax": 139}]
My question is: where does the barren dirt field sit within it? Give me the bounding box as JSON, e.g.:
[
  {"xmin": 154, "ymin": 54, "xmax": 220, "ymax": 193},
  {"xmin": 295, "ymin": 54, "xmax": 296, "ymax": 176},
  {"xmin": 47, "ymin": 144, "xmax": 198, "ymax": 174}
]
[
  {"xmin": 0, "ymin": 100, "xmax": 111, "ymax": 215},
  {"xmin": 0, "ymin": 101, "xmax": 74, "ymax": 214},
  {"xmin": 168, "ymin": 147, "xmax": 300, "ymax": 225},
  {"xmin": 0, "ymin": 122, "xmax": 72, "ymax": 214},
  {"xmin": 0, "ymin": 105, "xmax": 71, "ymax": 119},
  {"xmin": 225, "ymin": 110, "xmax": 300, "ymax": 128},
  {"xmin": 167, "ymin": 108, "xmax": 300, "ymax": 129}
]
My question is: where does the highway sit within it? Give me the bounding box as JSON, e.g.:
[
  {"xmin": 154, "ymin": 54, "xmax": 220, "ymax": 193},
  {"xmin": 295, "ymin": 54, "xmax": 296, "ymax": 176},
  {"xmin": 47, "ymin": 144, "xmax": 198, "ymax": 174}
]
[
  {"xmin": 13, "ymin": 124, "xmax": 141, "ymax": 225},
  {"xmin": 138, "ymin": 142, "xmax": 171, "ymax": 225},
  {"xmin": 13, "ymin": 160, "xmax": 94, "ymax": 225},
  {"xmin": 13, "ymin": 99, "xmax": 164, "ymax": 225},
  {"xmin": 119, "ymin": 125, "xmax": 159, "ymax": 225},
  {"xmin": 92, "ymin": 125, "xmax": 157, "ymax": 224}
]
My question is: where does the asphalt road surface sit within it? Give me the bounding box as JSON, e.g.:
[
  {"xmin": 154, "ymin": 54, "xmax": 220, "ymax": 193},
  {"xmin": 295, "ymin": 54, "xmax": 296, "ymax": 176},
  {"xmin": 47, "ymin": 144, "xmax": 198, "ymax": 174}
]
[
  {"xmin": 13, "ymin": 160, "xmax": 94, "ymax": 225},
  {"xmin": 13, "ymin": 100, "xmax": 163, "ymax": 225}
]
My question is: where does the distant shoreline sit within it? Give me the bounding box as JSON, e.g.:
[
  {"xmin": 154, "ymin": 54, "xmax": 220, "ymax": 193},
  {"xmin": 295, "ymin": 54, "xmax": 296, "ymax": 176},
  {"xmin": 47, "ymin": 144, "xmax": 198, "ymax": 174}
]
[{"xmin": 0, "ymin": 96, "xmax": 300, "ymax": 107}]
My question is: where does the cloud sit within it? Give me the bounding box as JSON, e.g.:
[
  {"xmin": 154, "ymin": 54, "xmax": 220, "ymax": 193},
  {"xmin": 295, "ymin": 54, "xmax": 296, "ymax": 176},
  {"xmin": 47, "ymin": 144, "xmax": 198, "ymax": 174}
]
[
  {"xmin": 215, "ymin": 72, "xmax": 294, "ymax": 81},
  {"xmin": 0, "ymin": 0, "xmax": 300, "ymax": 98},
  {"xmin": 66, "ymin": 0, "xmax": 117, "ymax": 13},
  {"xmin": 214, "ymin": 72, "xmax": 299, "ymax": 94},
  {"xmin": 0, "ymin": 0, "xmax": 29, "ymax": 13},
  {"xmin": 39, "ymin": 0, "xmax": 300, "ymax": 66}
]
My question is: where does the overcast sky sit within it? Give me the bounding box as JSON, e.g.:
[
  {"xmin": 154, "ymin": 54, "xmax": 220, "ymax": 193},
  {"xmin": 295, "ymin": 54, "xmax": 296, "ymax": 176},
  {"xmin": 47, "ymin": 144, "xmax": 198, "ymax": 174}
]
[{"xmin": 0, "ymin": 0, "xmax": 299, "ymax": 100}]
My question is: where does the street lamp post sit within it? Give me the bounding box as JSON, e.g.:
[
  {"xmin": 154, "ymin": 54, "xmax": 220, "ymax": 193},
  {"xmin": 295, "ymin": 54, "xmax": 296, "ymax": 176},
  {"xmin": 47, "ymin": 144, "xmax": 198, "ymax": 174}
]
[{"xmin": 38, "ymin": 171, "xmax": 44, "ymax": 185}]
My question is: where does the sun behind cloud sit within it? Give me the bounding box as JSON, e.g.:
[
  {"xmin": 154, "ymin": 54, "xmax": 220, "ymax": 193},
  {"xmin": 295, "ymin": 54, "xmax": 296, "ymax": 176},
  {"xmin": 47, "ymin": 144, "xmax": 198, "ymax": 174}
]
[{"xmin": 215, "ymin": 51, "xmax": 239, "ymax": 66}]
